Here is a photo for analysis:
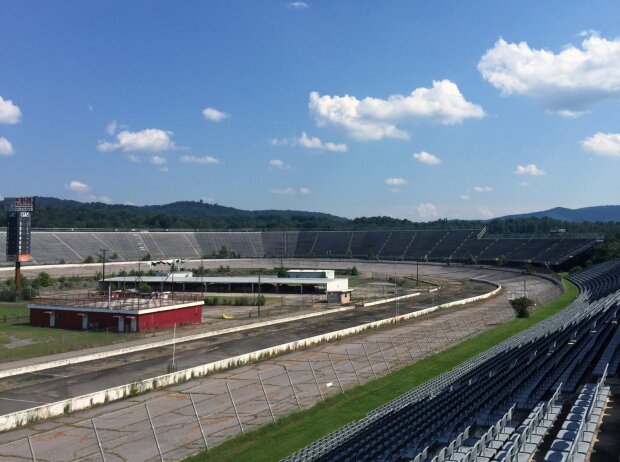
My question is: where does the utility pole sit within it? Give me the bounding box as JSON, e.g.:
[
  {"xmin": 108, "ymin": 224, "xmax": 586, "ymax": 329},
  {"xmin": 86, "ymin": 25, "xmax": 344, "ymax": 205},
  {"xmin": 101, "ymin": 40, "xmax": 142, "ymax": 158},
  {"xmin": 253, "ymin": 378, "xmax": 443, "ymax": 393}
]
[
  {"xmin": 257, "ymin": 274, "xmax": 262, "ymax": 317},
  {"xmin": 98, "ymin": 249, "xmax": 108, "ymax": 290}
]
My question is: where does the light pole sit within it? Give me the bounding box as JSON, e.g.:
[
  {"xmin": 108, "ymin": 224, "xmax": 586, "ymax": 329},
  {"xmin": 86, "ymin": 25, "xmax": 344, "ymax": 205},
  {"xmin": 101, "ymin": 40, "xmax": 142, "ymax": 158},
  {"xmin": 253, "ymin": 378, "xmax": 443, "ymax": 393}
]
[{"xmin": 98, "ymin": 249, "xmax": 108, "ymax": 290}]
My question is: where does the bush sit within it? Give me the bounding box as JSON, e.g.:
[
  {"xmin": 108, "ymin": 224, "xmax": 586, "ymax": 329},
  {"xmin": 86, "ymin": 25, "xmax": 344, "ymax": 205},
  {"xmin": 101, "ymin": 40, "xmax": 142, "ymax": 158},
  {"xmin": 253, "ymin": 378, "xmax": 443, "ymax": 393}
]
[
  {"xmin": 34, "ymin": 272, "xmax": 53, "ymax": 288},
  {"xmin": 83, "ymin": 256, "xmax": 94, "ymax": 264},
  {"xmin": 569, "ymin": 265, "xmax": 583, "ymax": 275},
  {"xmin": 276, "ymin": 267, "xmax": 288, "ymax": 278},
  {"xmin": 141, "ymin": 253, "xmax": 152, "ymax": 261},
  {"xmin": 351, "ymin": 266, "xmax": 359, "ymax": 276},
  {"xmin": 509, "ymin": 297, "xmax": 534, "ymax": 318}
]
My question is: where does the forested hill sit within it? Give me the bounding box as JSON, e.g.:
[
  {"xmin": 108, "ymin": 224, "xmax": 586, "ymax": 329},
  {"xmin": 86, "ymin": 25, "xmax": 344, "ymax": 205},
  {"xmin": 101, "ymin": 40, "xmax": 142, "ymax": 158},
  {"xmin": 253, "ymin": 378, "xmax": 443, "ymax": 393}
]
[
  {"xmin": 0, "ymin": 197, "xmax": 619, "ymax": 238},
  {"xmin": 501, "ymin": 205, "xmax": 620, "ymax": 222}
]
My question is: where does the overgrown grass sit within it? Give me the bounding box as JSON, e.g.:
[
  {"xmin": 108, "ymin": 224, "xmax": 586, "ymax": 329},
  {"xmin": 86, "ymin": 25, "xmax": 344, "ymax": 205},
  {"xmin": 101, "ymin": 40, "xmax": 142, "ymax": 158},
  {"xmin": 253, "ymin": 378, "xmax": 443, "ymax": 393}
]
[
  {"xmin": 0, "ymin": 302, "xmax": 139, "ymax": 362},
  {"xmin": 184, "ymin": 279, "xmax": 579, "ymax": 462}
]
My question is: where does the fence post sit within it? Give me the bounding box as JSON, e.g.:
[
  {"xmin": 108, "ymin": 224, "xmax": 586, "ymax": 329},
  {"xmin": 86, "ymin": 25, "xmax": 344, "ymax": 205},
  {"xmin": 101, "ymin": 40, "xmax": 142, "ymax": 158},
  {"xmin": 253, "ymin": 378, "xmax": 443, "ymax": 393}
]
[
  {"xmin": 377, "ymin": 341, "xmax": 391, "ymax": 372},
  {"xmin": 328, "ymin": 353, "xmax": 344, "ymax": 393},
  {"xmin": 258, "ymin": 373, "xmax": 276, "ymax": 422},
  {"xmin": 346, "ymin": 348, "xmax": 362, "ymax": 385},
  {"xmin": 189, "ymin": 393, "xmax": 208, "ymax": 449},
  {"xmin": 91, "ymin": 418, "xmax": 106, "ymax": 462},
  {"xmin": 389, "ymin": 338, "xmax": 403, "ymax": 365},
  {"xmin": 362, "ymin": 344, "xmax": 378, "ymax": 379},
  {"xmin": 285, "ymin": 365, "xmax": 301, "ymax": 410},
  {"xmin": 145, "ymin": 403, "xmax": 164, "ymax": 462},
  {"xmin": 308, "ymin": 360, "xmax": 324, "ymax": 401},
  {"xmin": 226, "ymin": 382, "xmax": 244, "ymax": 434},
  {"xmin": 27, "ymin": 436, "xmax": 36, "ymax": 462}
]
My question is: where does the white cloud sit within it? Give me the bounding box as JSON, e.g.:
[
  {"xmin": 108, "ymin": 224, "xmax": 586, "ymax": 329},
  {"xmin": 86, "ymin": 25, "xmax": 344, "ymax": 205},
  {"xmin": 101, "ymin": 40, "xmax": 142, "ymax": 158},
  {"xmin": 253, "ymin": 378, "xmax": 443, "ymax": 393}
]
[
  {"xmin": 127, "ymin": 154, "xmax": 141, "ymax": 163},
  {"xmin": 271, "ymin": 187, "xmax": 297, "ymax": 195},
  {"xmin": 269, "ymin": 137, "xmax": 288, "ymax": 146},
  {"xmin": 478, "ymin": 34, "xmax": 620, "ymax": 115},
  {"xmin": 106, "ymin": 120, "xmax": 118, "ymax": 135},
  {"xmin": 271, "ymin": 187, "xmax": 309, "ymax": 195},
  {"xmin": 417, "ymin": 203, "xmax": 438, "ymax": 220},
  {"xmin": 159, "ymin": 167, "xmax": 170, "ymax": 173},
  {"xmin": 97, "ymin": 128, "xmax": 175, "ymax": 152},
  {"xmin": 200, "ymin": 196, "xmax": 216, "ymax": 204},
  {"xmin": 515, "ymin": 164, "xmax": 546, "ymax": 176},
  {"xmin": 269, "ymin": 159, "xmax": 290, "ymax": 170},
  {"xmin": 478, "ymin": 206, "xmax": 494, "ymax": 218},
  {"xmin": 518, "ymin": 181, "xmax": 530, "ymax": 187},
  {"xmin": 150, "ymin": 155, "xmax": 167, "ymax": 166},
  {"xmin": 413, "ymin": 151, "xmax": 441, "ymax": 165},
  {"xmin": 385, "ymin": 177, "xmax": 407, "ymax": 186},
  {"xmin": 297, "ymin": 132, "xmax": 348, "ymax": 152},
  {"xmin": 287, "ymin": 1, "xmax": 308, "ymax": 9},
  {"xmin": 309, "ymin": 80, "xmax": 485, "ymax": 141},
  {"xmin": 0, "ymin": 96, "xmax": 22, "ymax": 124},
  {"xmin": 180, "ymin": 155, "xmax": 221, "ymax": 164},
  {"xmin": 460, "ymin": 194, "xmax": 470, "ymax": 200},
  {"xmin": 474, "ymin": 186, "xmax": 493, "ymax": 193},
  {"xmin": 0, "ymin": 137, "xmax": 14, "ymax": 156},
  {"xmin": 66, "ymin": 180, "xmax": 90, "ymax": 192},
  {"xmin": 202, "ymin": 107, "xmax": 229, "ymax": 122},
  {"xmin": 97, "ymin": 195, "xmax": 113, "ymax": 204},
  {"xmin": 582, "ymin": 132, "xmax": 620, "ymax": 157}
]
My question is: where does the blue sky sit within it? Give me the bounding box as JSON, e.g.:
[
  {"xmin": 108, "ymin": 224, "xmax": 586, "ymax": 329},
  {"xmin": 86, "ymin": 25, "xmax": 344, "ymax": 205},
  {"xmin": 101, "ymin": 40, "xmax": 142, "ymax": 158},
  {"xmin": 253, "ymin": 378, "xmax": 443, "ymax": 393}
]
[{"xmin": 1, "ymin": 1, "xmax": 619, "ymax": 220}]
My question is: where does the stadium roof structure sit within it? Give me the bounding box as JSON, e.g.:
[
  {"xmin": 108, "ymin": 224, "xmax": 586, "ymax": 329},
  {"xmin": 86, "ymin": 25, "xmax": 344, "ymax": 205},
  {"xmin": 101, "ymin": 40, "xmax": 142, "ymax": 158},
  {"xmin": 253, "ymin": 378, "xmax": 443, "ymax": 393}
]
[{"xmin": 103, "ymin": 275, "xmax": 350, "ymax": 292}]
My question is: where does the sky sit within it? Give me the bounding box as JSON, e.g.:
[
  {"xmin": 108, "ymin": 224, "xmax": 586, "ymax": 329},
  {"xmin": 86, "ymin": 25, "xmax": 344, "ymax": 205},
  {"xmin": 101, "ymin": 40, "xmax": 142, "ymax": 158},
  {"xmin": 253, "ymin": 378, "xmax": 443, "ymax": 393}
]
[{"xmin": 1, "ymin": 1, "xmax": 619, "ymax": 221}]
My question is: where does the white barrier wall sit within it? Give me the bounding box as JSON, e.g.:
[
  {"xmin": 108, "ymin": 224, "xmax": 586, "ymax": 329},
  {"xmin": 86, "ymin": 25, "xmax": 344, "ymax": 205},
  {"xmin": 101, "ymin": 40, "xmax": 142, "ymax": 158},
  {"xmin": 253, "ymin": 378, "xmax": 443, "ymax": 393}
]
[
  {"xmin": 0, "ymin": 280, "xmax": 501, "ymax": 432},
  {"xmin": 0, "ymin": 304, "xmax": 360, "ymax": 379}
]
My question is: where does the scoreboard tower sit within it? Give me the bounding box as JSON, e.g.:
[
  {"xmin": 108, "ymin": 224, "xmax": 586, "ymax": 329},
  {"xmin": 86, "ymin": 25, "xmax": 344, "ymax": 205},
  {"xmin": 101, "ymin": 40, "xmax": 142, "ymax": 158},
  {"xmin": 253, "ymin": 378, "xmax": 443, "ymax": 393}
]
[{"xmin": 4, "ymin": 197, "xmax": 35, "ymax": 291}]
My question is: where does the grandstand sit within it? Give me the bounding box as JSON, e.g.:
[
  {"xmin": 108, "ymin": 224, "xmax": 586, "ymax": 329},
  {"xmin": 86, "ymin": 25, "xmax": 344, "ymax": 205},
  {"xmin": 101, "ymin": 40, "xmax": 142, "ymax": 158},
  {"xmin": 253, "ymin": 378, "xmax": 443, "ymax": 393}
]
[
  {"xmin": 283, "ymin": 259, "xmax": 620, "ymax": 462},
  {"xmin": 0, "ymin": 229, "xmax": 601, "ymax": 267}
]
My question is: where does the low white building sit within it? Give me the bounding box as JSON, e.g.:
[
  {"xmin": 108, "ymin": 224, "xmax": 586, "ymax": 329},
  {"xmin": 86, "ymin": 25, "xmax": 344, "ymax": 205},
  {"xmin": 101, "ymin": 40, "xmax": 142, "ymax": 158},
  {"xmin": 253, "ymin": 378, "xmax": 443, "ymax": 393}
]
[{"xmin": 287, "ymin": 269, "xmax": 335, "ymax": 279}]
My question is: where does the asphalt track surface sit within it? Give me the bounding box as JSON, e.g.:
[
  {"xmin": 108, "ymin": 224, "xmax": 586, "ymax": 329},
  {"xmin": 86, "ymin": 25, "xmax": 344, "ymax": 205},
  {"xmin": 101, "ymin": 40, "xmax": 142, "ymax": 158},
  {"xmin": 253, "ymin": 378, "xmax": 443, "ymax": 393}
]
[
  {"xmin": 0, "ymin": 261, "xmax": 562, "ymax": 462},
  {"xmin": 0, "ymin": 279, "xmax": 489, "ymax": 415}
]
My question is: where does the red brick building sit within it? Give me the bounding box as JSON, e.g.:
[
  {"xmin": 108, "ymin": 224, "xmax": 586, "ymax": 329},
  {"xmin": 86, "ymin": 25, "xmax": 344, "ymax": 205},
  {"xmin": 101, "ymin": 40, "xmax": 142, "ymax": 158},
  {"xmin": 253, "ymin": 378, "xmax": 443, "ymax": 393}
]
[{"xmin": 29, "ymin": 293, "xmax": 203, "ymax": 333}]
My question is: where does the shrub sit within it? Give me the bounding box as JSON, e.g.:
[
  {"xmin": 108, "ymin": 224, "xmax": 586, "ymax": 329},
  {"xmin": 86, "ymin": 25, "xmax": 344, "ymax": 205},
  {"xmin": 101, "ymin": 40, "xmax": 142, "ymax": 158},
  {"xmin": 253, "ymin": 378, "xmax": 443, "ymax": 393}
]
[
  {"xmin": 351, "ymin": 266, "xmax": 359, "ymax": 276},
  {"xmin": 83, "ymin": 256, "xmax": 94, "ymax": 264},
  {"xmin": 509, "ymin": 297, "xmax": 534, "ymax": 318}
]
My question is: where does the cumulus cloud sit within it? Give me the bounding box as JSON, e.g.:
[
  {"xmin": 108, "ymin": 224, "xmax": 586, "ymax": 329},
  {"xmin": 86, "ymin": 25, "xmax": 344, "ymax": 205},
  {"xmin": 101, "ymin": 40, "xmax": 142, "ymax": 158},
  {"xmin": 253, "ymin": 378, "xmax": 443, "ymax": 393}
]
[
  {"xmin": 474, "ymin": 186, "xmax": 493, "ymax": 193},
  {"xmin": 478, "ymin": 34, "xmax": 620, "ymax": 115},
  {"xmin": 0, "ymin": 137, "xmax": 14, "ymax": 156},
  {"xmin": 287, "ymin": 1, "xmax": 309, "ymax": 9},
  {"xmin": 150, "ymin": 155, "xmax": 167, "ymax": 166},
  {"xmin": 460, "ymin": 194, "xmax": 470, "ymax": 201},
  {"xmin": 127, "ymin": 154, "xmax": 141, "ymax": 163},
  {"xmin": 180, "ymin": 155, "xmax": 220, "ymax": 164},
  {"xmin": 297, "ymin": 132, "xmax": 348, "ymax": 152},
  {"xmin": 417, "ymin": 203, "xmax": 438, "ymax": 219},
  {"xmin": 515, "ymin": 164, "xmax": 546, "ymax": 176},
  {"xmin": 385, "ymin": 177, "xmax": 407, "ymax": 186},
  {"xmin": 582, "ymin": 132, "xmax": 620, "ymax": 157},
  {"xmin": 66, "ymin": 180, "xmax": 90, "ymax": 192},
  {"xmin": 518, "ymin": 181, "xmax": 530, "ymax": 187},
  {"xmin": 202, "ymin": 107, "xmax": 230, "ymax": 122},
  {"xmin": 413, "ymin": 151, "xmax": 441, "ymax": 165},
  {"xmin": 0, "ymin": 96, "xmax": 22, "ymax": 124},
  {"xmin": 269, "ymin": 159, "xmax": 290, "ymax": 170},
  {"xmin": 478, "ymin": 206, "xmax": 494, "ymax": 218},
  {"xmin": 98, "ymin": 128, "xmax": 175, "ymax": 152},
  {"xmin": 309, "ymin": 80, "xmax": 484, "ymax": 141},
  {"xmin": 299, "ymin": 187, "xmax": 311, "ymax": 194}
]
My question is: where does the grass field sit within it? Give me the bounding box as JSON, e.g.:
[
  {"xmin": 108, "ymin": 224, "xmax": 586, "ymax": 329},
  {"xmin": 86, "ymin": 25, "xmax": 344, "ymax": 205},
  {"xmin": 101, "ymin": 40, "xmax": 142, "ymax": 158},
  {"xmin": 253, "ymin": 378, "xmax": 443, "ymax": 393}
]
[
  {"xmin": 0, "ymin": 302, "xmax": 139, "ymax": 362},
  {"xmin": 184, "ymin": 278, "xmax": 579, "ymax": 462}
]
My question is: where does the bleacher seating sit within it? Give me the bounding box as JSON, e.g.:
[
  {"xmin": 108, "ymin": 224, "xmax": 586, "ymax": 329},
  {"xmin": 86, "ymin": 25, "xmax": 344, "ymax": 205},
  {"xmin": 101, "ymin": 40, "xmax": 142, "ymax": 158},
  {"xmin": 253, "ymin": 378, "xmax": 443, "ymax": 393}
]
[
  {"xmin": 0, "ymin": 230, "xmax": 601, "ymax": 267},
  {"xmin": 282, "ymin": 259, "xmax": 620, "ymax": 462}
]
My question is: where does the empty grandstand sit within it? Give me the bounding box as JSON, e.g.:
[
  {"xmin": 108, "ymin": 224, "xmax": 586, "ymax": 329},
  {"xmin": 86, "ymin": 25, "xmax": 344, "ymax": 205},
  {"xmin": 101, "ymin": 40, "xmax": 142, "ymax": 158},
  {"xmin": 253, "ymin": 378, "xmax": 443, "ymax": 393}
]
[
  {"xmin": 0, "ymin": 229, "xmax": 602, "ymax": 267},
  {"xmin": 282, "ymin": 260, "xmax": 620, "ymax": 462}
]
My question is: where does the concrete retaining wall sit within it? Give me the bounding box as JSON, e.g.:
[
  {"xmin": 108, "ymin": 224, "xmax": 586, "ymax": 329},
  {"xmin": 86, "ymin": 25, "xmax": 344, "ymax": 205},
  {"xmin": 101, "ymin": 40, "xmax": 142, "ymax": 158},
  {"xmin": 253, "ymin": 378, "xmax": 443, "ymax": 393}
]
[
  {"xmin": 363, "ymin": 292, "xmax": 421, "ymax": 307},
  {"xmin": 0, "ymin": 304, "xmax": 360, "ymax": 379},
  {"xmin": 0, "ymin": 280, "xmax": 501, "ymax": 432}
]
